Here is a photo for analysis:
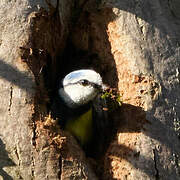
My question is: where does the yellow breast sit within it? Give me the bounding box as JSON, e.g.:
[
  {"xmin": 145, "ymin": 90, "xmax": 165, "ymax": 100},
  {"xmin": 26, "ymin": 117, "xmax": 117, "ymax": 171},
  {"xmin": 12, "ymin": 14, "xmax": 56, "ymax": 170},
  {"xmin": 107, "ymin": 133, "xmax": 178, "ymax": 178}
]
[{"xmin": 65, "ymin": 108, "xmax": 93, "ymax": 145}]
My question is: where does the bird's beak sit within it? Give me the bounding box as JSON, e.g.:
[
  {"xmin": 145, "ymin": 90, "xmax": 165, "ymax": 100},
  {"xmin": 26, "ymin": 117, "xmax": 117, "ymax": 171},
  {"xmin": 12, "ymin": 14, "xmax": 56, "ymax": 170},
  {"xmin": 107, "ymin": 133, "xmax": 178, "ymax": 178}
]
[
  {"xmin": 101, "ymin": 84, "xmax": 109, "ymax": 91},
  {"xmin": 93, "ymin": 83, "xmax": 108, "ymax": 92}
]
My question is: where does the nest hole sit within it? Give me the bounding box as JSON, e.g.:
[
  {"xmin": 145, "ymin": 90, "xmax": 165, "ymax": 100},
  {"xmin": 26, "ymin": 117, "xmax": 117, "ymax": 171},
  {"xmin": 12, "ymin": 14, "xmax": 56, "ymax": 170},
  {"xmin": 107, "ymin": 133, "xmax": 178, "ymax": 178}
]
[{"xmin": 41, "ymin": 6, "xmax": 120, "ymax": 178}]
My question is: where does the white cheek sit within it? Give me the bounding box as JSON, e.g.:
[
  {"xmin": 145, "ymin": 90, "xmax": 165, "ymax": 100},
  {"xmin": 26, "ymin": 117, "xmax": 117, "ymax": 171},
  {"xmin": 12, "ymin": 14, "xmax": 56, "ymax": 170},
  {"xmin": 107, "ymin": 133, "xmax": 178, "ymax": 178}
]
[
  {"xmin": 63, "ymin": 85, "xmax": 97, "ymax": 105},
  {"xmin": 64, "ymin": 85, "xmax": 81, "ymax": 101}
]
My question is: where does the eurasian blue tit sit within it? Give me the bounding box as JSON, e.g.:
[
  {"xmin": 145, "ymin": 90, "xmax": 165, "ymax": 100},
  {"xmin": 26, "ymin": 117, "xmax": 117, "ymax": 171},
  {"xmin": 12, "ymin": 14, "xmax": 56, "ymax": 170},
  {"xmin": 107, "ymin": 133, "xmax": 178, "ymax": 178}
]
[{"xmin": 52, "ymin": 69, "xmax": 109, "ymax": 156}]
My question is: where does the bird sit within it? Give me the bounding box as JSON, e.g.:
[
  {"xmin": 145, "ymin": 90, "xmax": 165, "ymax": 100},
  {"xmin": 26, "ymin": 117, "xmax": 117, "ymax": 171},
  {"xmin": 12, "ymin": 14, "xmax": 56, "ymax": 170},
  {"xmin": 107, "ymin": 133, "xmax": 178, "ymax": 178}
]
[{"xmin": 51, "ymin": 69, "xmax": 109, "ymax": 156}]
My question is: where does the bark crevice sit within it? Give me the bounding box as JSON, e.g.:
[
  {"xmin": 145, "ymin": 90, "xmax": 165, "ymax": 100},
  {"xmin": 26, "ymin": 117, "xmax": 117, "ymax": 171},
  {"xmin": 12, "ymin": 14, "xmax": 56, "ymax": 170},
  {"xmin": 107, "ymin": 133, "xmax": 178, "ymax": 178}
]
[
  {"xmin": 8, "ymin": 86, "xmax": 13, "ymax": 114},
  {"xmin": 153, "ymin": 148, "xmax": 160, "ymax": 180}
]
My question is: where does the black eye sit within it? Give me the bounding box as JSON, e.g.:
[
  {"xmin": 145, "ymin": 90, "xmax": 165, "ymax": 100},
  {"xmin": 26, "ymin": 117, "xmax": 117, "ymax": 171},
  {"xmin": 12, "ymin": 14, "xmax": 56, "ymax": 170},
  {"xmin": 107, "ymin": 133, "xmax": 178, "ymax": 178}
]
[{"xmin": 79, "ymin": 79, "xmax": 89, "ymax": 86}]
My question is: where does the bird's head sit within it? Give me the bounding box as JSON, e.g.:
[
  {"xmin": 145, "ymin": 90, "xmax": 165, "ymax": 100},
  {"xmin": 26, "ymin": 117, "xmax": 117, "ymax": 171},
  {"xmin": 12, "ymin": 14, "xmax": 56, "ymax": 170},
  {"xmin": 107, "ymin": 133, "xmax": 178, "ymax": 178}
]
[{"xmin": 59, "ymin": 69, "xmax": 106, "ymax": 108}]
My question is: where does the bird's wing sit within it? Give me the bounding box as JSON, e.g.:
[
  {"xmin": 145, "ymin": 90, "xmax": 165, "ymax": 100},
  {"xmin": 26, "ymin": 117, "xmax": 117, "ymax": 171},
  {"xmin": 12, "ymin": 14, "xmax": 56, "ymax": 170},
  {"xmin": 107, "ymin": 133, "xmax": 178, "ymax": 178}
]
[{"xmin": 91, "ymin": 95, "xmax": 111, "ymax": 156}]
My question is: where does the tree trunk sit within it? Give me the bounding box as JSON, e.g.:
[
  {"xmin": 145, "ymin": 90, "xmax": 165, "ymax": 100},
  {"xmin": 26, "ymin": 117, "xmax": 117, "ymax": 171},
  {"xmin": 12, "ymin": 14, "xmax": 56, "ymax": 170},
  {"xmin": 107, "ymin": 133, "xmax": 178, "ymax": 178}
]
[{"xmin": 0, "ymin": 0, "xmax": 180, "ymax": 180}]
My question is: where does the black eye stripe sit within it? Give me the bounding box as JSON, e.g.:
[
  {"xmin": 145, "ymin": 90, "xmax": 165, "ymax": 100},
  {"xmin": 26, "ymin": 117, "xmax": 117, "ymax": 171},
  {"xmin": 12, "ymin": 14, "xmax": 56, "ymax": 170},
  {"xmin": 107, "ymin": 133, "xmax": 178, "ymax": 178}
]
[
  {"xmin": 64, "ymin": 80, "xmax": 102, "ymax": 90},
  {"xmin": 78, "ymin": 80, "xmax": 102, "ymax": 91}
]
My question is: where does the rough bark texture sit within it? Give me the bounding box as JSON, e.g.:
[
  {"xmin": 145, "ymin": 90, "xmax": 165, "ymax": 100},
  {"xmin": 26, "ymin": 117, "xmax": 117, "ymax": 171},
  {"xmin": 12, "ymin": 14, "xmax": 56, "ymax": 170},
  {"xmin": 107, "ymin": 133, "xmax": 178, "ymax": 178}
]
[
  {"xmin": 0, "ymin": 0, "xmax": 180, "ymax": 180},
  {"xmin": 103, "ymin": 1, "xmax": 180, "ymax": 179}
]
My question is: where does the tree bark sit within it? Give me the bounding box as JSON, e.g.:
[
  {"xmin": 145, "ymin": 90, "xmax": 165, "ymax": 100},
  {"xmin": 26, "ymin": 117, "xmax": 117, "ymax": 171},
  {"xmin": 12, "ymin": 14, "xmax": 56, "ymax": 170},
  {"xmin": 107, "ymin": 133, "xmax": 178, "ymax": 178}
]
[{"xmin": 0, "ymin": 0, "xmax": 180, "ymax": 180}]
